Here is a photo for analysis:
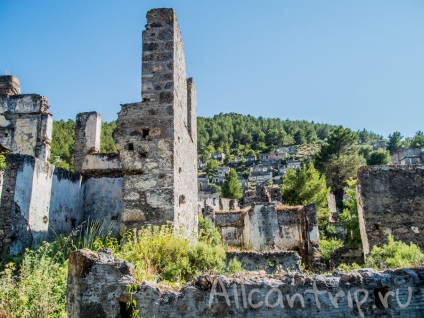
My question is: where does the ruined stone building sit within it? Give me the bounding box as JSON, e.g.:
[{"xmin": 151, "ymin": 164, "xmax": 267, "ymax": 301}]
[
  {"xmin": 391, "ymin": 147, "xmax": 424, "ymax": 165},
  {"xmin": 357, "ymin": 165, "xmax": 424, "ymax": 256},
  {"xmin": 0, "ymin": 8, "xmax": 198, "ymax": 255}
]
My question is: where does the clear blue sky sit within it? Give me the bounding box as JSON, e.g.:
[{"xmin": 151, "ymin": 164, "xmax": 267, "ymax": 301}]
[{"xmin": 1, "ymin": 0, "xmax": 423, "ymax": 138}]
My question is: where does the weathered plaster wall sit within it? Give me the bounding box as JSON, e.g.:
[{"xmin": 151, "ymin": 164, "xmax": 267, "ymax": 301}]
[
  {"xmin": 214, "ymin": 204, "xmax": 321, "ymax": 268},
  {"xmin": 67, "ymin": 249, "xmax": 424, "ymax": 318},
  {"xmin": 357, "ymin": 165, "xmax": 424, "ymax": 256},
  {"xmin": 0, "ymin": 154, "xmax": 125, "ymax": 255},
  {"xmin": 83, "ymin": 176, "xmax": 124, "ymax": 234},
  {"xmin": 49, "ymin": 169, "xmax": 84, "ymax": 237}
]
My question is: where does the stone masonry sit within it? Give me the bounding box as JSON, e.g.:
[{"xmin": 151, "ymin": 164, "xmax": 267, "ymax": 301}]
[
  {"xmin": 113, "ymin": 8, "xmax": 198, "ymax": 236},
  {"xmin": 214, "ymin": 203, "xmax": 322, "ymax": 269},
  {"xmin": 74, "ymin": 112, "xmax": 122, "ymax": 177},
  {"xmin": 0, "ymin": 8, "xmax": 198, "ymax": 253},
  {"xmin": 357, "ymin": 165, "xmax": 424, "ymax": 256},
  {"xmin": 67, "ymin": 248, "xmax": 424, "ymax": 318},
  {"xmin": 0, "ymin": 75, "xmax": 52, "ymax": 161}
]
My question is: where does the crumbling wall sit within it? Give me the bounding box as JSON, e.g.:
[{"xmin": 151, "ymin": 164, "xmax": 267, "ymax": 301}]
[
  {"xmin": 113, "ymin": 8, "xmax": 197, "ymax": 236},
  {"xmin": 214, "ymin": 203, "xmax": 321, "ymax": 268},
  {"xmin": 67, "ymin": 248, "xmax": 424, "ymax": 318},
  {"xmin": 82, "ymin": 176, "xmax": 124, "ymax": 234},
  {"xmin": 0, "ymin": 155, "xmax": 82, "ymax": 254},
  {"xmin": 49, "ymin": 169, "xmax": 85, "ymax": 237},
  {"xmin": 0, "ymin": 154, "xmax": 125, "ymax": 255},
  {"xmin": 226, "ymin": 251, "xmax": 301, "ymax": 273},
  {"xmin": 74, "ymin": 112, "xmax": 122, "ymax": 176},
  {"xmin": 330, "ymin": 246, "xmax": 364, "ymax": 269},
  {"xmin": 0, "ymin": 75, "xmax": 20, "ymax": 95},
  {"xmin": 357, "ymin": 165, "xmax": 424, "ymax": 256},
  {"xmin": 0, "ymin": 94, "xmax": 52, "ymax": 161},
  {"xmin": 215, "ymin": 210, "xmax": 246, "ymax": 246}
]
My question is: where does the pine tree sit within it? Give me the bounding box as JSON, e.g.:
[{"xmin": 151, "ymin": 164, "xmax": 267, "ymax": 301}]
[
  {"xmin": 281, "ymin": 162, "xmax": 330, "ymax": 228},
  {"xmin": 221, "ymin": 168, "xmax": 242, "ymax": 200},
  {"xmin": 387, "ymin": 131, "xmax": 403, "ymax": 155},
  {"xmin": 314, "ymin": 127, "xmax": 365, "ymax": 202}
]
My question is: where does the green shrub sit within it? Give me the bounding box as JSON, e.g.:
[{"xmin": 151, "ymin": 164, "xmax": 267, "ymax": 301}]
[
  {"xmin": 337, "ymin": 262, "xmax": 362, "ymax": 271},
  {"xmin": 320, "ymin": 238, "xmax": 344, "ymax": 261},
  {"xmin": 367, "ymin": 234, "xmax": 424, "ymax": 269},
  {"xmin": 115, "ymin": 223, "xmax": 226, "ymax": 283},
  {"xmin": 226, "ymin": 258, "xmax": 244, "ymax": 274},
  {"xmin": 198, "ymin": 217, "xmax": 222, "ymax": 247},
  {"xmin": 0, "ymin": 240, "xmax": 69, "ymax": 318}
]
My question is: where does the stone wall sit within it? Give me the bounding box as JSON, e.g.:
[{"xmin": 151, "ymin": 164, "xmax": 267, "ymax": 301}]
[
  {"xmin": 0, "ymin": 154, "xmax": 124, "ymax": 255},
  {"xmin": 74, "ymin": 112, "xmax": 122, "ymax": 176},
  {"xmin": 357, "ymin": 165, "xmax": 424, "ymax": 256},
  {"xmin": 113, "ymin": 8, "xmax": 197, "ymax": 236},
  {"xmin": 82, "ymin": 176, "xmax": 124, "ymax": 234},
  {"xmin": 0, "ymin": 75, "xmax": 20, "ymax": 95},
  {"xmin": 214, "ymin": 203, "xmax": 321, "ymax": 268},
  {"xmin": 329, "ymin": 246, "xmax": 364, "ymax": 269},
  {"xmin": 226, "ymin": 251, "xmax": 301, "ymax": 273},
  {"xmin": 0, "ymin": 78, "xmax": 52, "ymax": 161},
  {"xmin": 67, "ymin": 248, "xmax": 424, "ymax": 318}
]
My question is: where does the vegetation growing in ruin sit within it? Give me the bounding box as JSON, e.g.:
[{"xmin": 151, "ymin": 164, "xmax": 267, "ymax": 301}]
[
  {"xmin": 0, "ymin": 217, "xmax": 237, "ymax": 318},
  {"xmin": 280, "ymin": 161, "xmax": 330, "ymax": 231},
  {"xmin": 0, "ymin": 240, "xmax": 69, "ymax": 317},
  {"xmin": 367, "ymin": 235, "xmax": 424, "ymax": 269},
  {"xmin": 314, "ymin": 127, "xmax": 366, "ymax": 202},
  {"xmin": 340, "ymin": 179, "xmax": 362, "ymax": 247},
  {"xmin": 319, "ymin": 238, "xmax": 344, "ymax": 261},
  {"xmin": 221, "ymin": 168, "xmax": 243, "ymax": 200},
  {"xmin": 339, "ymin": 235, "xmax": 424, "ymax": 271}
]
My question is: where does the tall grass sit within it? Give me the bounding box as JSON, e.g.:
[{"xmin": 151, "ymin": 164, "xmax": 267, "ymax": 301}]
[{"xmin": 0, "ymin": 217, "xmax": 229, "ymax": 317}]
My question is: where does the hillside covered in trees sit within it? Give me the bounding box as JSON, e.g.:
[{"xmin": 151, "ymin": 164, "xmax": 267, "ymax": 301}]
[{"xmin": 50, "ymin": 113, "xmax": 384, "ymax": 170}]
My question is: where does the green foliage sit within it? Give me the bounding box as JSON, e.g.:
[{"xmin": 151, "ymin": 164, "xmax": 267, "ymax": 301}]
[
  {"xmin": 198, "ymin": 113, "xmax": 382, "ymax": 158},
  {"xmin": 366, "ymin": 148, "xmax": 391, "ymax": 165},
  {"xmin": 0, "ymin": 147, "xmax": 9, "ymax": 171},
  {"xmin": 48, "ymin": 115, "xmax": 383, "ymax": 171},
  {"xmin": 49, "ymin": 119, "xmax": 117, "ymax": 171},
  {"xmin": 226, "ymin": 258, "xmax": 244, "ymax": 274},
  {"xmin": 320, "ymin": 238, "xmax": 344, "ymax": 261},
  {"xmin": 116, "ymin": 224, "xmax": 226, "ymax": 283},
  {"xmin": 314, "ymin": 127, "xmax": 366, "ymax": 200},
  {"xmin": 387, "ymin": 131, "xmax": 403, "ymax": 155},
  {"xmin": 367, "ymin": 235, "xmax": 424, "ymax": 269},
  {"xmin": 281, "ymin": 162, "xmax": 330, "ymax": 229},
  {"xmin": 100, "ymin": 121, "xmax": 118, "ymax": 153},
  {"xmin": 293, "ymin": 130, "xmax": 306, "ymax": 145},
  {"xmin": 281, "ymin": 162, "xmax": 329, "ymax": 206},
  {"xmin": 0, "ymin": 240, "xmax": 69, "ymax": 317},
  {"xmin": 50, "ymin": 119, "xmax": 75, "ymax": 170},
  {"xmin": 340, "ymin": 179, "xmax": 362, "ymax": 247},
  {"xmin": 221, "ymin": 168, "xmax": 243, "ymax": 200},
  {"xmin": 409, "ymin": 131, "xmax": 424, "ymax": 149},
  {"xmin": 337, "ymin": 262, "xmax": 362, "ymax": 271},
  {"xmin": 205, "ymin": 159, "xmax": 220, "ymax": 179},
  {"xmin": 198, "ymin": 217, "xmax": 222, "ymax": 247}
]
